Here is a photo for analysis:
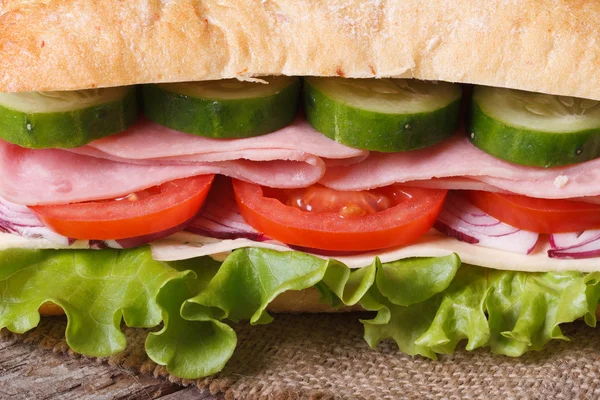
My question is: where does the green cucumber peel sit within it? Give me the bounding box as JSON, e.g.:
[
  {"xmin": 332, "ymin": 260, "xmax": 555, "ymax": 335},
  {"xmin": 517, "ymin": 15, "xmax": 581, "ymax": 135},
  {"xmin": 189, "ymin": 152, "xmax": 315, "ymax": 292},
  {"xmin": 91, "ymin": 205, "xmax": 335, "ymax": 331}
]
[
  {"xmin": 142, "ymin": 77, "xmax": 300, "ymax": 138},
  {"xmin": 304, "ymin": 77, "xmax": 462, "ymax": 152},
  {"xmin": 469, "ymin": 86, "xmax": 600, "ymax": 167},
  {"xmin": 0, "ymin": 87, "xmax": 137, "ymax": 149}
]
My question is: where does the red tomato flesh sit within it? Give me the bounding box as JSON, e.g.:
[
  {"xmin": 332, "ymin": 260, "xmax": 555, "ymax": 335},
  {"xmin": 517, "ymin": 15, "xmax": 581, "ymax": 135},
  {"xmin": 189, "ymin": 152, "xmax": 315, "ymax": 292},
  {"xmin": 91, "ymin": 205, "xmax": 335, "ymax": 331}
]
[
  {"xmin": 466, "ymin": 191, "xmax": 600, "ymax": 233},
  {"xmin": 232, "ymin": 180, "xmax": 447, "ymax": 251},
  {"xmin": 30, "ymin": 175, "xmax": 215, "ymax": 240}
]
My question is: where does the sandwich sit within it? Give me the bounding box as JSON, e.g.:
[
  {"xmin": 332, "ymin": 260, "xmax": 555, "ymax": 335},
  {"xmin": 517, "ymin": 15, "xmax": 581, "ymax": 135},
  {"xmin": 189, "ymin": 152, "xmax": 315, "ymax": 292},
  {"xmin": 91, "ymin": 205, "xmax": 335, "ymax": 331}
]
[{"xmin": 1, "ymin": 0, "xmax": 600, "ymax": 380}]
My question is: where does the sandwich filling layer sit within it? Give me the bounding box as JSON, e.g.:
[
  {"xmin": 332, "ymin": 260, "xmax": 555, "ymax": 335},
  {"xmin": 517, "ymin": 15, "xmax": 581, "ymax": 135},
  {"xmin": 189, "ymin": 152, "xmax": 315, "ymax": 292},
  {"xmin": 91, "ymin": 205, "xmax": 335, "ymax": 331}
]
[{"xmin": 1, "ymin": 77, "xmax": 600, "ymax": 379}]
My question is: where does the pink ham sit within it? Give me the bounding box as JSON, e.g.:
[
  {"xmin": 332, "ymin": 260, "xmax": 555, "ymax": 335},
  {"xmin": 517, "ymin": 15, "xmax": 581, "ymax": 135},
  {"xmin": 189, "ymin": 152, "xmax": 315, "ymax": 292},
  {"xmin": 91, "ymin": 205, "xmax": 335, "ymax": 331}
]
[
  {"xmin": 0, "ymin": 118, "xmax": 367, "ymax": 206},
  {"xmin": 70, "ymin": 117, "xmax": 368, "ymax": 165},
  {"xmin": 320, "ymin": 133, "xmax": 600, "ymax": 199},
  {"xmin": 0, "ymin": 142, "xmax": 324, "ymax": 205},
  {"xmin": 401, "ymin": 177, "xmax": 505, "ymax": 193}
]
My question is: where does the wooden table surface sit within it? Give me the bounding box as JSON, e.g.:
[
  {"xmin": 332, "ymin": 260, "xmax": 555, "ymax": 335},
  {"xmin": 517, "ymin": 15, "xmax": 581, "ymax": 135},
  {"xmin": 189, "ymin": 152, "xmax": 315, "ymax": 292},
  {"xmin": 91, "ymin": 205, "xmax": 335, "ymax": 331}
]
[{"xmin": 0, "ymin": 337, "xmax": 221, "ymax": 400}]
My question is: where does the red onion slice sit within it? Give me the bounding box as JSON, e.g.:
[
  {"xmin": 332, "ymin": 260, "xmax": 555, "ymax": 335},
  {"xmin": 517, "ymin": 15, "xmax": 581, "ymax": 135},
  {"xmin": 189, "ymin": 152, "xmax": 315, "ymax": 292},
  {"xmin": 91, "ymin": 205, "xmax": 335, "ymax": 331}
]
[
  {"xmin": 548, "ymin": 236, "xmax": 600, "ymax": 259},
  {"xmin": 0, "ymin": 196, "xmax": 69, "ymax": 245},
  {"xmin": 445, "ymin": 200, "xmax": 501, "ymax": 227},
  {"xmin": 549, "ymin": 230, "xmax": 600, "ymax": 250},
  {"xmin": 114, "ymin": 216, "xmax": 198, "ymax": 249},
  {"xmin": 435, "ymin": 192, "xmax": 539, "ymax": 254},
  {"xmin": 186, "ymin": 177, "xmax": 268, "ymax": 241},
  {"xmin": 443, "ymin": 203, "xmax": 520, "ymax": 235},
  {"xmin": 548, "ymin": 229, "xmax": 600, "ymax": 259}
]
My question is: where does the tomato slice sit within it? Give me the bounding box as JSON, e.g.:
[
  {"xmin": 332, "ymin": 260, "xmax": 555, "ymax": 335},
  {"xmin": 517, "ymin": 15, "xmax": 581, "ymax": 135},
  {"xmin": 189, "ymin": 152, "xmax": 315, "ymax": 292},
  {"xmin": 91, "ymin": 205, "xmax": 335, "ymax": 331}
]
[
  {"xmin": 466, "ymin": 191, "xmax": 600, "ymax": 233},
  {"xmin": 30, "ymin": 175, "xmax": 215, "ymax": 240},
  {"xmin": 232, "ymin": 180, "xmax": 447, "ymax": 251}
]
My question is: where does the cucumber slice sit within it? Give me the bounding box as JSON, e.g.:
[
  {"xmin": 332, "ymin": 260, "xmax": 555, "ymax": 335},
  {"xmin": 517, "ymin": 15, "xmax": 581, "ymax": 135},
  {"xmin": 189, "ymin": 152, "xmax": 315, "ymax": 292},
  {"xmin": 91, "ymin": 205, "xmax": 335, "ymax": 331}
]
[
  {"xmin": 303, "ymin": 77, "xmax": 462, "ymax": 152},
  {"xmin": 0, "ymin": 87, "xmax": 137, "ymax": 149},
  {"xmin": 469, "ymin": 86, "xmax": 600, "ymax": 167},
  {"xmin": 142, "ymin": 76, "xmax": 300, "ymax": 138}
]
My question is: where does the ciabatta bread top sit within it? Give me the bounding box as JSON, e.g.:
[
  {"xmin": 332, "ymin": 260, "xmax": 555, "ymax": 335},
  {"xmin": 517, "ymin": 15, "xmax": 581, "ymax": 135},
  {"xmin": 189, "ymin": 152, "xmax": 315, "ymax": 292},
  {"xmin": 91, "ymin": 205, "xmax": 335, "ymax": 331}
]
[{"xmin": 1, "ymin": 0, "xmax": 599, "ymax": 100}]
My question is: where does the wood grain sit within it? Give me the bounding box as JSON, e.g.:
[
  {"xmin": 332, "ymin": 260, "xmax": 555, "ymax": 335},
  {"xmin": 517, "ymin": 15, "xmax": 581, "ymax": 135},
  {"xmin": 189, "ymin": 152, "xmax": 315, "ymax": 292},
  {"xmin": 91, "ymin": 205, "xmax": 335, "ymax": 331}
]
[{"xmin": 0, "ymin": 337, "xmax": 219, "ymax": 400}]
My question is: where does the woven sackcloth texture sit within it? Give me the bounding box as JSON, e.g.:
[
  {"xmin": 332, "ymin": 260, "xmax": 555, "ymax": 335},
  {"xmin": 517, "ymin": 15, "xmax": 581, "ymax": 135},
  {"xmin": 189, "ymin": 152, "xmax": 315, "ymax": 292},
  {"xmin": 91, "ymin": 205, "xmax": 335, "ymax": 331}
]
[{"xmin": 2, "ymin": 313, "xmax": 600, "ymax": 399}]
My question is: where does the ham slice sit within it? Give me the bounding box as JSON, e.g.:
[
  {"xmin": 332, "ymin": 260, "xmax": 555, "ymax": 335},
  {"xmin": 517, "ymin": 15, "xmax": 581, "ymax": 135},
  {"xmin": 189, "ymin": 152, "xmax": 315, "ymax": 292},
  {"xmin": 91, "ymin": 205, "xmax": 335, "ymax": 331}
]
[
  {"xmin": 0, "ymin": 119, "xmax": 367, "ymax": 206},
  {"xmin": 0, "ymin": 143, "xmax": 323, "ymax": 205},
  {"xmin": 320, "ymin": 133, "xmax": 600, "ymax": 199},
  {"xmin": 401, "ymin": 177, "xmax": 505, "ymax": 193},
  {"xmin": 70, "ymin": 117, "xmax": 368, "ymax": 165}
]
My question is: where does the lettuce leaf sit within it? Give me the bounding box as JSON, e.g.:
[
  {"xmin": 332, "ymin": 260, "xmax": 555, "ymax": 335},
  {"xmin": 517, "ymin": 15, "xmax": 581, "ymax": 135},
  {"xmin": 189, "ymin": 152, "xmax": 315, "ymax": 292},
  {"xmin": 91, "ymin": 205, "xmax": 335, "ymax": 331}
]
[
  {"xmin": 182, "ymin": 248, "xmax": 376, "ymax": 324},
  {"xmin": 362, "ymin": 262, "xmax": 598, "ymax": 359},
  {"xmin": 1, "ymin": 246, "xmax": 599, "ymax": 380},
  {"xmin": 486, "ymin": 269, "xmax": 588, "ymax": 355},
  {"xmin": 0, "ymin": 247, "xmax": 189, "ymax": 356},
  {"xmin": 0, "ymin": 247, "xmax": 376, "ymax": 379},
  {"xmin": 145, "ymin": 258, "xmax": 236, "ymax": 379},
  {"xmin": 584, "ymin": 272, "xmax": 600, "ymax": 326},
  {"xmin": 376, "ymin": 254, "xmax": 461, "ymax": 306},
  {"xmin": 360, "ymin": 255, "xmax": 464, "ymax": 358},
  {"xmin": 166, "ymin": 248, "xmax": 376, "ymax": 377}
]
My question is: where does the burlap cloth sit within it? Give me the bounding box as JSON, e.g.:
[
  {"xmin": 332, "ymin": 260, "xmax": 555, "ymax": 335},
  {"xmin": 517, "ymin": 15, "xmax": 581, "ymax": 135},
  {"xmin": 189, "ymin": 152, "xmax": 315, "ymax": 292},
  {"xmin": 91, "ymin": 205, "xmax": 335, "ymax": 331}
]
[{"xmin": 2, "ymin": 313, "xmax": 600, "ymax": 399}]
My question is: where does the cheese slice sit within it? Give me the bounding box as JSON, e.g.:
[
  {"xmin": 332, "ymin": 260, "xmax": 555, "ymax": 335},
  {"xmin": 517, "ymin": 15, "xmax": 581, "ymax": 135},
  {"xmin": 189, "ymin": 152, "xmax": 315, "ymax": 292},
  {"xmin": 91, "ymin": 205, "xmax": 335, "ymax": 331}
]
[
  {"xmin": 0, "ymin": 232, "xmax": 91, "ymax": 250},
  {"xmin": 150, "ymin": 231, "xmax": 600, "ymax": 273},
  {"xmin": 2, "ymin": 231, "xmax": 598, "ymax": 273}
]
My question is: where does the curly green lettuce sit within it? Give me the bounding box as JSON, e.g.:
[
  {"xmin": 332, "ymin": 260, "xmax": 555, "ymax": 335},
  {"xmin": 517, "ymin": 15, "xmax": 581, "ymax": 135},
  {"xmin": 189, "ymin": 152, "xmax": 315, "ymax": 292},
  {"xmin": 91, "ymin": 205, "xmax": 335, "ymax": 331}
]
[
  {"xmin": 0, "ymin": 247, "xmax": 190, "ymax": 355},
  {"xmin": 0, "ymin": 246, "xmax": 598, "ymax": 379},
  {"xmin": 361, "ymin": 263, "xmax": 596, "ymax": 358}
]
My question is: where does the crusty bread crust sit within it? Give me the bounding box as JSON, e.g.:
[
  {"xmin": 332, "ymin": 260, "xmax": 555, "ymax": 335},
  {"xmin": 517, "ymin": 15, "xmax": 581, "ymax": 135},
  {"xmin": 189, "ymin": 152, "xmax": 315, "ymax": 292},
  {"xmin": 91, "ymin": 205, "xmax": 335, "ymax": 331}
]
[
  {"xmin": 1, "ymin": 0, "xmax": 599, "ymax": 99},
  {"xmin": 268, "ymin": 288, "xmax": 364, "ymax": 313},
  {"xmin": 38, "ymin": 302, "xmax": 66, "ymax": 316}
]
